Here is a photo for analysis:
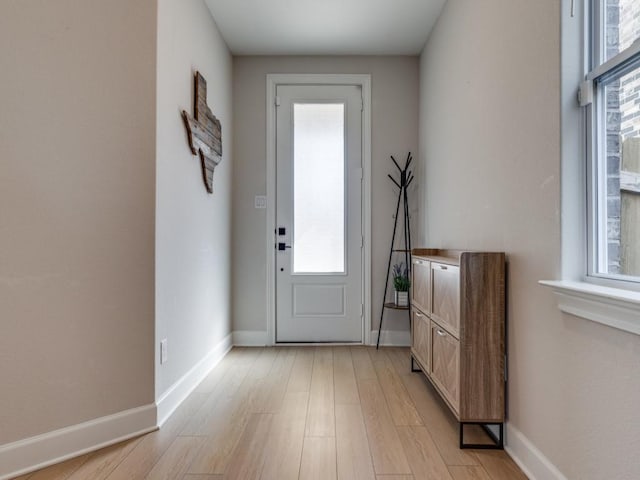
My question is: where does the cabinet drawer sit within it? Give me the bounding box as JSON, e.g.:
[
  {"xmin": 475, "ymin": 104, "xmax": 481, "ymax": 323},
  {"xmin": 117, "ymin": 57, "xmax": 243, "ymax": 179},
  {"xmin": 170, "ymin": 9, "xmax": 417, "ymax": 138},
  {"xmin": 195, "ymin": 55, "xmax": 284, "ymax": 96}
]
[
  {"xmin": 411, "ymin": 310, "xmax": 430, "ymax": 371},
  {"xmin": 431, "ymin": 262, "xmax": 460, "ymax": 337},
  {"xmin": 431, "ymin": 322, "xmax": 460, "ymax": 413},
  {"xmin": 411, "ymin": 257, "xmax": 430, "ymax": 313}
]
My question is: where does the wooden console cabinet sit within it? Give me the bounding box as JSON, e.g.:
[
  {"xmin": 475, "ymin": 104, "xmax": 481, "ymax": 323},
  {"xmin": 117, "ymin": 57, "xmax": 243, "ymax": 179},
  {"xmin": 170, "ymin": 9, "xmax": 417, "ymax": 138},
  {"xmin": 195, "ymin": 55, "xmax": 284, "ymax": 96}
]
[{"xmin": 410, "ymin": 248, "xmax": 506, "ymax": 448}]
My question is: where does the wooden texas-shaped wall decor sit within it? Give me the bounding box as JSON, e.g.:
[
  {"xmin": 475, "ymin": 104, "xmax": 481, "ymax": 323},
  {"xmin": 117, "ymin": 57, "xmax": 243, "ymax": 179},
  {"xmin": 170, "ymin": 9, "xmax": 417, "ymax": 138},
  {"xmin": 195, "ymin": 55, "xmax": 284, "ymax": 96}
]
[{"xmin": 182, "ymin": 71, "xmax": 222, "ymax": 194}]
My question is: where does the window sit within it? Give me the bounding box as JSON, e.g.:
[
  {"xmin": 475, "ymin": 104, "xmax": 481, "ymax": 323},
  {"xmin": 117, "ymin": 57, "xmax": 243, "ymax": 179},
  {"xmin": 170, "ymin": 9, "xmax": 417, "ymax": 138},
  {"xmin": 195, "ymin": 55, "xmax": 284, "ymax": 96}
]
[
  {"xmin": 584, "ymin": 0, "xmax": 640, "ymax": 284},
  {"xmin": 292, "ymin": 103, "xmax": 346, "ymax": 274},
  {"xmin": 540, "ymin": 0, "xmax": 640, "ymax": 337}
]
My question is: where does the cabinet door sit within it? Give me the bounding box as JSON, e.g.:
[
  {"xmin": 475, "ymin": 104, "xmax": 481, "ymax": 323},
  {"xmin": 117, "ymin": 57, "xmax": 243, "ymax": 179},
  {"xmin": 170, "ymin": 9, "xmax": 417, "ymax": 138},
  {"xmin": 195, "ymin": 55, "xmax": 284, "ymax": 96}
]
[
  {"xmin": 411, "ymin": 309, "xmax": 430, "ymax": 372},
  {"xmin": 411, "ymin": 257, "xmax": 430, "ymax": 314},
  {"xmin": 431, "ymin": 262, "xmax": 460, "ymax": 337},
  {"xmin": 431, "ymin": 321, "xmax": 460, "ymax": 413}
]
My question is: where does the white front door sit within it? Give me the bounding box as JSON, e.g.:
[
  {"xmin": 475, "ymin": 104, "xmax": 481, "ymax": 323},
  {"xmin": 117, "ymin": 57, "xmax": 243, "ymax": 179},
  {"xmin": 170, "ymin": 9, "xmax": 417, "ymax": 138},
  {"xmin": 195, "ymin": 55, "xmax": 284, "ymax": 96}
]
[{"xmin": 275, "ymin": 84, "xmax": 363, "ymax": 343}]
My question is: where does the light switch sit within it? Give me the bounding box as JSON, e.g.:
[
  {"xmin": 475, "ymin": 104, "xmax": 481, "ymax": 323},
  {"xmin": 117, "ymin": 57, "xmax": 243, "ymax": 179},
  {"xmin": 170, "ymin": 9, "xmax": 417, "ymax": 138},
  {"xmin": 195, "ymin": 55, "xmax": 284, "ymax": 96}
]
[{"xmin": 254, "ymin": 195, "xmax": 267, "ymax": 209}]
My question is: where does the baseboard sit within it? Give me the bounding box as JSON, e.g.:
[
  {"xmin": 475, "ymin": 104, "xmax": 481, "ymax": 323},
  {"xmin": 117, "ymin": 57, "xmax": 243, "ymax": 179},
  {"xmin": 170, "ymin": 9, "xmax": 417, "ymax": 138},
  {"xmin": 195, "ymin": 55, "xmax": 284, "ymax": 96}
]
[
  {"xmin": 505, "ymin": 423, "xmax": 568, "ymax": 480},
  {"xmin": 0, "ymin": 404, "xmax": 156, "ymax": 480},
  {"xmin": 156, "ymin": 332, "xmax": 233, "ymax": 426},
  {"xmin": 370, "ymin": 329, "xmax": 411, "ymax": 346},
  {"xmin": 232, "ymin": 330, "xmax": 409, "ymax": 347},
  {"xmin": 0, "ymin": 333, "xmax": 235, "ymax": 479},
  {"xmin": 233, "ymin": 330, "xmax": 269, "ymax": 346}
]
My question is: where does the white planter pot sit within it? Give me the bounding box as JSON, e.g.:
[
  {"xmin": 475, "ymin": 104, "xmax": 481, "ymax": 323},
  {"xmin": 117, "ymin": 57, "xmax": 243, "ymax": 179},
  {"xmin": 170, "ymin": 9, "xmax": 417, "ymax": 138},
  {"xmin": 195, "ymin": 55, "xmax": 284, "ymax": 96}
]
[{"xmin": 395, "ymin": 290, "xmax": 409, "ymax": 307}]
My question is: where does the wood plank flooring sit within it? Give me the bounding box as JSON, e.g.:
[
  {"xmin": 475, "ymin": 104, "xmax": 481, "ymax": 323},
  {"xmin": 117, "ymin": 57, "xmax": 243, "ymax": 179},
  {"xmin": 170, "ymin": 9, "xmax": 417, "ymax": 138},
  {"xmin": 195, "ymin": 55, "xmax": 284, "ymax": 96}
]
[{"xmin": 15, "ymin": 347, "xmax": 527, "ymax": 480}]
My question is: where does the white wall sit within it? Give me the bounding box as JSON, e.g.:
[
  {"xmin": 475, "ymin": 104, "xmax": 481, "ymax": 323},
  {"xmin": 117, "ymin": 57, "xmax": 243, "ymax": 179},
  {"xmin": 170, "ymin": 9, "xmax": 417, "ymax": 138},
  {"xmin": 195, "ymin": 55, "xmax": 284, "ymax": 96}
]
[
  {"xmin": 0, "ymin": 0, "xmax": 156, "ymax": 445},
  {"xmin": 156, "ymin": 0, "xmax": 233, "ymax": 399},
  {"xmin": 232, "ymin": 56, "xmax": 419, "ymax": 342},
  {"xmin": 0, "ymin": 0, "xmax": 233, "ymax": 474},
  {"xmin": 419, "ymin": 1, "xmax": 640, "ymax": 479}
]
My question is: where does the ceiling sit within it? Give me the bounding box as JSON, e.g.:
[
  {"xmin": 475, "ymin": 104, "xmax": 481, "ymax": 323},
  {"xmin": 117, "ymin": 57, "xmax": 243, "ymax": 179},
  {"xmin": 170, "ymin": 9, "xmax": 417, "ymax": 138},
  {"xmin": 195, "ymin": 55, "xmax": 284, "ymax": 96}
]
[{"xmin": 204, "ymin": 0, "xmax": 447, "ymax": 55}]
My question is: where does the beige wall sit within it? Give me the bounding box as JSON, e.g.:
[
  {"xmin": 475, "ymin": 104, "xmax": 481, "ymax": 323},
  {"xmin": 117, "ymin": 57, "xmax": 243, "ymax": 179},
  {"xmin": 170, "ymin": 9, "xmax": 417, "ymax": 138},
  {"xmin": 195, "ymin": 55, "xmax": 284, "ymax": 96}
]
[
  {"xmin": 232, "ymin": 56, "xmax": 419, "ymax": 339},
  {"xmin": 420, "ymin": 1, "xmax": 640, "ymax": 478},
  {"xmin": 0, "ymin": 0, "xmax": 156, "ymax": 444},
  {"xmin": 156, "ymin": 0, "xmax": 234, "ymax": 397}
]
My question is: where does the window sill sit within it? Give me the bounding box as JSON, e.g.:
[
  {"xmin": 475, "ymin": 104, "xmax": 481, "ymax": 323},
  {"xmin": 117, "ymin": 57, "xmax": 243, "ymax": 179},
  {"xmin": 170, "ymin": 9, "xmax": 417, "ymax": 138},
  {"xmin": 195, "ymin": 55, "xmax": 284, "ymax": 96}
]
[{"xmin": 539, "ymin": 280, "xmax": 640, "ymax": 336}]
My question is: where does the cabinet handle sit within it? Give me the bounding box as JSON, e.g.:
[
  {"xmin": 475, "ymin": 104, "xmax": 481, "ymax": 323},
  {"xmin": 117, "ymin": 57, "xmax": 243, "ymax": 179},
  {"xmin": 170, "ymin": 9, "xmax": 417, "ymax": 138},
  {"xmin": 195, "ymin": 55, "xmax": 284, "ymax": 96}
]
[
  {"xmin": 439, "ymin": 265, "xmax": 448, "ymax": 270},
  {"xmin": 436, "ymin": 329, "xmax": 446, "ymax": 337}
]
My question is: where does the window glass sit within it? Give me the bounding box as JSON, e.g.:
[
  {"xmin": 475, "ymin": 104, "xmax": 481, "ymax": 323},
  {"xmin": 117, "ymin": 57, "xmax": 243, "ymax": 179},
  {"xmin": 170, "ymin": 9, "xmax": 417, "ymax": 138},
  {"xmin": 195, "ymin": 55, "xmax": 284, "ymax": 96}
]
[
  {"xmin": 598, "ymin": 64, "xmax": 640, "ymax": 277},
  {"xmin": 590, "ymin": 0, "xmax": 640, "ymax": 282},
  {"xmin": 293, "ymin": 103, "xmax": 345, "ymax": 274},
  {"xmin": 605, "ymin": 0, "xmax": 640, "ymax": 62}
]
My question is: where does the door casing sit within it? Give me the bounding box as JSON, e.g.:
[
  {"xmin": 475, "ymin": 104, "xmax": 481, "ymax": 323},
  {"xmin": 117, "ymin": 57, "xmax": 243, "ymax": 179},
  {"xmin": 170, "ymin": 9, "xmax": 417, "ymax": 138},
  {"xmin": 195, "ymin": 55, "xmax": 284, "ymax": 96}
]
[{"xmin": 265, "ymin": 74, "xmax": 372, "ymax": 345}]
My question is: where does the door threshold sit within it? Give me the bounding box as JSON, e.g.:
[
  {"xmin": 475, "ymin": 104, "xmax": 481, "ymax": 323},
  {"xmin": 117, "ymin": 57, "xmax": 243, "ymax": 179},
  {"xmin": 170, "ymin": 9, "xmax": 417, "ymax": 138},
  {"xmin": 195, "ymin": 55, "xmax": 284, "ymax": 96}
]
[{"xmin": 274, "ymin": 341, "xmax": 364, "ymax": 346}]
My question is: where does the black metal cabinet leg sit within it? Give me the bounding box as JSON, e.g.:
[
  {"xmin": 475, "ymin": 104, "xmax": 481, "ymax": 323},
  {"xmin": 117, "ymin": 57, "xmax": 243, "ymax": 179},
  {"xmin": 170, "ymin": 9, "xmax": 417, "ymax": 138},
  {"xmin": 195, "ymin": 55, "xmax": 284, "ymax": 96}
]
[
  {"xmin": 459, "ymin": 422, "xmax": 504, "ymax": 450},
  {"xmin": 411, "ymin": 355, "xmax": 421, "ymax": 372}
]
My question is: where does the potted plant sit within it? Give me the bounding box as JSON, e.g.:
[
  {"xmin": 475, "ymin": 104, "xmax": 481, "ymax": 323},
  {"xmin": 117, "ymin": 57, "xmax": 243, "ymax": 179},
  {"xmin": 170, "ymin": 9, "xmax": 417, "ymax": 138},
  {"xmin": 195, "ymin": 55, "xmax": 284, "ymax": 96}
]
[{"xmin": 392, "ymin": 262, "xmax": 410, "ymax": 307}]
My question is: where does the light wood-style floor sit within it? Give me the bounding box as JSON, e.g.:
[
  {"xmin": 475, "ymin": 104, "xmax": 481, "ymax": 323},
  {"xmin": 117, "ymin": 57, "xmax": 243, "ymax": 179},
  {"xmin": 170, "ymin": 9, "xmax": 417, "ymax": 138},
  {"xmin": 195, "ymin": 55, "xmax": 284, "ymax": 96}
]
[{"xmin": 14, "ymin": 347, "xmax": 527, "ymax": 480}]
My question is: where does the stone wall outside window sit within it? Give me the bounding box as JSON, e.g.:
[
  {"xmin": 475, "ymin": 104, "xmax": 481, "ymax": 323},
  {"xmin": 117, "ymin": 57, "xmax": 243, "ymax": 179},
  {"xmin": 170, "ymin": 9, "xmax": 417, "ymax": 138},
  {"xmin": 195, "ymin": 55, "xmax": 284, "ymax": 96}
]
[{"xmin": 605, "ymin": 0, "xmax": 640, "ymax": 274}]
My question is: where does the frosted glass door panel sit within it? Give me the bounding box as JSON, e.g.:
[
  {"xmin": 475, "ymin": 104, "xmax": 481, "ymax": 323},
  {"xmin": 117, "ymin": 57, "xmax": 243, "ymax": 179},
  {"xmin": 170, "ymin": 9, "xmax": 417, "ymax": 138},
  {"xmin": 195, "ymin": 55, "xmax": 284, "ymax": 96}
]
[{"xmin": 293, "ymin": 103, "xmax": 345, "ymax": 273}]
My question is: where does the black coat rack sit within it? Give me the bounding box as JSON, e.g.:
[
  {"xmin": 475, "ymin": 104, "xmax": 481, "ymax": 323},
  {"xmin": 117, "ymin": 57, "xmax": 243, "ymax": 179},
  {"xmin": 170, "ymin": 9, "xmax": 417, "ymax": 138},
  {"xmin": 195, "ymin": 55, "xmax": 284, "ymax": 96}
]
[{"xmin": 377, "ymin": 153, "xmax": 414, "ymax": 349}]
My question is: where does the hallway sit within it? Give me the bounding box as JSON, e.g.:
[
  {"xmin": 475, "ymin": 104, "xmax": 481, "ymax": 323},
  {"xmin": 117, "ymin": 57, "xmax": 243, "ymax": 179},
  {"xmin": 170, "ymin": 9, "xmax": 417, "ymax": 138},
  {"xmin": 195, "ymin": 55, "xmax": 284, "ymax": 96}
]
[{"xmin": 15, "ymin": 347, "xmax": 526, "ymax": 479}]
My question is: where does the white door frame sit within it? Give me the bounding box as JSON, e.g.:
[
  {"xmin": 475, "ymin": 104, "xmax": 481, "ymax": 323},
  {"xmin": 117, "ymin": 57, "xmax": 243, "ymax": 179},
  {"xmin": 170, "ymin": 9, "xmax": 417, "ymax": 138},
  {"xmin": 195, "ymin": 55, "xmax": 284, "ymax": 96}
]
[{"xmin": 266, "ymin": 73, "xmax": 372, "ymax": 346}]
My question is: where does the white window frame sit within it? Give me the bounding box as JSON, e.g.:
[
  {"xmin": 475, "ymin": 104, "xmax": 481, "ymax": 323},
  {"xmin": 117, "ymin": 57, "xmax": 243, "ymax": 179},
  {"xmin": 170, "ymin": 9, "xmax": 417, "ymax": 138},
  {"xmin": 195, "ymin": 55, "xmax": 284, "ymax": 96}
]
[
  {"xmin": 540, "ymin": 0, "xmax": 640, "ymax": 336},
  {"xmin": 584, "ymin": 0, "xmax": 640, "ymax": 289}
]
